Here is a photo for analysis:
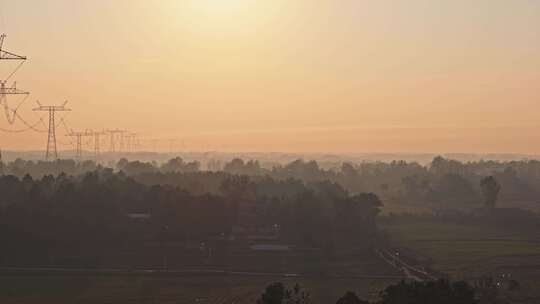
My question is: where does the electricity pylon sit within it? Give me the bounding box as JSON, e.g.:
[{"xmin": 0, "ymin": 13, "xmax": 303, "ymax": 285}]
[
  {"xmin": 67, "ymin": 131, "xmax": 83, "ymax": 159},
  {"xmin": 168, "ymin": 138, "xmax": 177, "ymax": 153},
  {"xmin": 90, "ymin": 130, "xmax": 106, "ymax": 158},
  {"xmin": 150, "ymin": 138, "xmax": 159, "ymax": 153},
  {"xmin": 33, "ymin": 101, "xmax": 71, "ymax": 160},
  {"xmin": 125, "ymin": 133, "xmax": 138, "ymax": 153},
  {"xmin": 0, "ymin": 34, "xmax": 26, "ymax": 60},
  {"xmin": 0, "ymin": 81, "xmax": 28, "ymax": 124},
  {"xmin": 105, "ymin": 129, "xmax": 126, "ymax": 153},
  {"xmin": 0, "ymin": 34, "xmax": 28, "ymax": 125},
  {"xmin": 66, "ymin": 129, "xmax": 92, "ymax": 159}
]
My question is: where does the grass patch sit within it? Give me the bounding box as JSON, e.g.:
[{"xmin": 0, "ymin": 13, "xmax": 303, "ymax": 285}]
[
  {"xmin": 0, "ymin": 275, "xmax": 398, "ymax": 304},
  {"xmin": 380, "ymin": 219, "xmax": 540, "ymax": 278}
]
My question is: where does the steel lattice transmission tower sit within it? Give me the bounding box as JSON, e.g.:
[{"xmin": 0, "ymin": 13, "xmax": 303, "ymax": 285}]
[
  {"xmin": 106, "ymin": 129, "xmax": 126, "ymax": 153},
  {"xmin": 0, "ymin": 34, "xmax": 29, "ymax": 124},
  {"xmin": 68, "ymin": 131, "xmax": 84, "ymax": 159},
  {"xmin": 33, "ymin": 101, "xmax": 71, "ymax": 160},
  {"xmin": 90, "ymin": 130, "xmax": 106, "ymax": 158},
  {"xmin": 0, "ymin": 34, "xmax": 26, "ymax": 60},
  {"xmin": 0, "ymin": 81, "xmax": 28, "ymax": 123},
  {"xmin": 126, "ymin": 133, "xmax": 138, "ymax": 153},
  {"xmin": 66, "ymin": 129, "xmax": 92, "ymax": 159}
]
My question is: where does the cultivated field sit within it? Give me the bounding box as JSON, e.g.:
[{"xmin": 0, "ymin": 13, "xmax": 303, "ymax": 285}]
[
  {"xmin": 0, "ymin": 274, "xmax": 399, "ymax": 304},
  {"xmin": 0, "ymin": 248, "xmax": 403, "ymax": 303},
  {"xmin": 380, "ymin": 218, "xmax": 540, "ymax": 302}
]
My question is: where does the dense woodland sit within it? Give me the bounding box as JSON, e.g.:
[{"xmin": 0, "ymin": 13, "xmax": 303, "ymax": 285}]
[
  {"xmin": 1, "ymin": 156, "xmax": 539, "ymax": 267},
  {"xmin": 0, "ymin": 167, "xmax": 381, "ymax": 266},
  {"xmin": 0, "ymin": 156, "xmax": 538, "ymax": 304},
  {"xmin": 4, "ymin": 156, "xmax": 540, "ymax": 207}
]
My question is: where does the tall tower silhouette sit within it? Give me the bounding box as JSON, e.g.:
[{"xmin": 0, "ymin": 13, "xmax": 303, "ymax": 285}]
[
  {"xmin": 67, "ymin": 129, "xmax": 91, "ymax": 159},
  {"xmin": 123, "ymin": 133, "xmax": 138, "ymax": 153},
  {"xmin": 33, "ymin": 101, "xmax": 71, "ymax": 160},
  {"xmin": 0, "ymin": 34, "xmax": 29, "ymax": 125},
  {"xmin": 90, "ymin": 130, "xmax": 106, "ymax": 158},
  {"xmin": 106, "ymin": 129, "xmax": 126, "ymax": 153}
]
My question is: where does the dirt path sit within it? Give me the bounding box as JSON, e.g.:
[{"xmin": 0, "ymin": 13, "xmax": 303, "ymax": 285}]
[{"xmin": 375, "ymin": 248, "xmax": 438, "ymax": 282}]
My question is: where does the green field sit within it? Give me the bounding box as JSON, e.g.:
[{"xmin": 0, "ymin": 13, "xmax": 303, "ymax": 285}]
[
  {"xmin": 0, "ymin": 274, "xmax": 398, "ymax": 304},
  {"xmin": 381, "ymin": 220, "xmax": 540, "ymax": 275},
  {"xmin": 0, "ymin": 243, "xmax": 402, "ymax": 303},
  {"xmin": 379, "ymin": 200, "xmax": 433, "ymax": 216},
  {"xmin": 380, "ymin": 218, "xmax": 540, "ymax": 302},
  {"xmin": 498, "ymin": 200, "xmax": 540, "ymax": 214}
]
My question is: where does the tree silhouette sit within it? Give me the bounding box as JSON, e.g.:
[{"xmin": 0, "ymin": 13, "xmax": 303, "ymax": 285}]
[
  {"xmin": 257, "ymin": 283, "xmax": 286, "ymax": 304},
  {"xmin": 480, "ymin": 176, "xmax": 501, "ymax": 209},
  {"xmin": 336, "ymin": 291, "xmax": 369, "ymax": 304},
  {"xmin": 257, "ymin": 283, "xmax": 310, "ymax": 304},
  {"xmin": 379, "ymin": 280, "xmax": 477, "ymax": 304}
]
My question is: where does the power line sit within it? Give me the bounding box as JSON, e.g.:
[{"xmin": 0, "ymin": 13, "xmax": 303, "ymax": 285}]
[
  {"xmin": 33, "ymin": 101, "xmax": 71, "ymax": 160},
  {"xmin": 89, "ymin": 130, "xmax": 106, "ymax": 158},
  {"xmin": 125, "ymin": 133, "xmax": 138, "ymax": 153},
  {"xmin": 66, "ymin": 129, "xmax": 92, "ymax": 159},
  {"xmin": 0, "ymin": 32, "xmax": 37, "ymax": 137},
  {"xmin": 0, "ymin": 34, "xmax": 26, "ymax": 60},
  {"xmin": 105, "ymin": 129, "xmax": 127, "ymax": 153}
]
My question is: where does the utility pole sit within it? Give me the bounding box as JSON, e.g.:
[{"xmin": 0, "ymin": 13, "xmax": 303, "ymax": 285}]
[{"xmin": 33, "ymin": 101, "xmax": 71, "ymax": 160}]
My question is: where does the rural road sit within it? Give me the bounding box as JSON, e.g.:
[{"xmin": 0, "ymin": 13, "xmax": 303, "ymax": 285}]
[{"xmin": 375, "ymin": 248, "xmax": 438, "ymax": 282}]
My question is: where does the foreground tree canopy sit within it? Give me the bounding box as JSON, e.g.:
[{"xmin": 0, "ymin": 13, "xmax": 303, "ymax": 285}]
[
  {"xmin": 0, "ymin": 169, "xmax": 382, "ymax": 265},
  {"xmin": 258, "ymin": 280, "xmax": 478, "ymax": 304}
]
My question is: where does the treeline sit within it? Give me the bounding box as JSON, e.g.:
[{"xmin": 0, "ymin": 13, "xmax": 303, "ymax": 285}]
[
  {"xmin": 0, "ymin": 157, "xmax": 202, "ymax": 178},
  {"xmin": 257, "ymin": 278, "xmax": 513, "ymax": 304},
  {"xmin": 4, "ymin": 155, "xmax": 540, "ymax": 208},
  {"xmin": 0, "ymin": 169, "xmax": 381, "ymax": 266},
  {"xmin": 219, "ymin": 156, "xmax": 540, "ymax": 206},
  {"xmin": 111, "ymin": 155, "xmax": 540, "ymax": 208}
]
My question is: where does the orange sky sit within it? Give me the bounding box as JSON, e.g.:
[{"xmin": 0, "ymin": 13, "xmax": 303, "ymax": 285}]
[{"xmin": 0, "ymin": 0, "xmax": 539, "ymax": 153}]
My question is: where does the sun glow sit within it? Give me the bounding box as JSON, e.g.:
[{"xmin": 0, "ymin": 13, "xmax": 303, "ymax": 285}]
[
  {"xmin": 166, "ymin": 0, "xmax": 275, "ymax": 36},
  {"xmin": 187, "ymin": 0, "xmax": 255, "ymax": 17}
]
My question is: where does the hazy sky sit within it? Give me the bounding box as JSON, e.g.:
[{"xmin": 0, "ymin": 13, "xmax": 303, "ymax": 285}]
[{"xmin": 0, "ymin": 0, "xmax": 539, "ymax": 153}]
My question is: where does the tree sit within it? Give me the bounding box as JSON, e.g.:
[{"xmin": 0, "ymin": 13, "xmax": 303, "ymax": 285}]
[
  {"xmin": 379, "ymin": 280, "xmax": 477, "ymax": 304},
  {"xmin": 285, "ymin": 283, "xmax": 311, "ymax": 304},
  {"xmin": 333, "ymin": 193, "xmax": 382, "ymax": 250},
  {"xmin": 258, "ymin": 282, "xmax": 286, "ymax": 304},
  {"xmin": 161, "ymin": 157, "xmax": 185, "ymax": 173},
  {"xmin": 336, "ymin": 291, "xmax": 369, "ymax": 304},
  {"xmin": 161, "ymin": 157, "xmax": 200, "ymax": 173},
  {"xmin": 257, "ymin": 283, "xmax": 310, "ymax": 304},
  {"xmin": 428, "ymin": 174, "xmax": 477, "ymax": 203},
  {"xmin": 480, "ymin": 176, "xmax": 501, "ymax": 209}
]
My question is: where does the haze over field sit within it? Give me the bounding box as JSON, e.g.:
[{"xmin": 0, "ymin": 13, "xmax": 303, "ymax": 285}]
[
  {"xmin": 3, "ymin": 2, "xmax": 540, "ymax": 303},
  {"xmin": 0, "ymin": 0, "xmax": 539, "ymax": 153}
]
